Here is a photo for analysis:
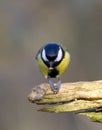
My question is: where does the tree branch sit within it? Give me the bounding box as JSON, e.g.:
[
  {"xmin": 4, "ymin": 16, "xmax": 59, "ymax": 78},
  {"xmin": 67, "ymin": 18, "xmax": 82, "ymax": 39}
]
[{"xmin": 28, "ymin": 80, "xmax": 102, "ymax": 122}]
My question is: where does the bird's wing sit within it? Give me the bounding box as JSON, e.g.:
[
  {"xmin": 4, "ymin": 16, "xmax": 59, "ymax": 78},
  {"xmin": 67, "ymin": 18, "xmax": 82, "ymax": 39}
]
[{"xmin": 35, "ymin": 47, "xmax": 43, "ymax": 60}]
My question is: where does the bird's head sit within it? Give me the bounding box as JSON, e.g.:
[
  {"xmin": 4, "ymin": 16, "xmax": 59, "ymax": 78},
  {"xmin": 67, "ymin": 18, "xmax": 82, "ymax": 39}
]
[{"xmin": 41, "ymin": 42, "xmax": 64, "ymax": 69}]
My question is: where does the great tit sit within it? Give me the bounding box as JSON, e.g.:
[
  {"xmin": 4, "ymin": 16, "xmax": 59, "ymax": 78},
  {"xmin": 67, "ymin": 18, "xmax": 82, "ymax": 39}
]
[{"xmin": 36, "ymin": 42, "xmax": 70, "ymax": 93}]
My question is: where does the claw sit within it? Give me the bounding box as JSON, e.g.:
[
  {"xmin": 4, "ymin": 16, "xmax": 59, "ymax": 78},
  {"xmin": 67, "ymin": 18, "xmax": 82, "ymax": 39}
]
[{"xmin": 47, "ymin": 77, "xmax": 61, "ymax": 93}]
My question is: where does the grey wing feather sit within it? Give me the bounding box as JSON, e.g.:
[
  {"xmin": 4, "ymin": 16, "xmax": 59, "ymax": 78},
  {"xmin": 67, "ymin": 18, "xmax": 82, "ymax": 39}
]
[{"xmin": 35, "ymin": 47, "xmax": 43, "ymax": 60}]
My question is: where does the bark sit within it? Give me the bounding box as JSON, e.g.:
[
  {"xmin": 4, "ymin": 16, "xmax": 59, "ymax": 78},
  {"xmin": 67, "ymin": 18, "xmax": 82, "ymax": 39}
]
[{"xmin": 28, "ymin": 80, "xmax": 102, "ymax": 122}]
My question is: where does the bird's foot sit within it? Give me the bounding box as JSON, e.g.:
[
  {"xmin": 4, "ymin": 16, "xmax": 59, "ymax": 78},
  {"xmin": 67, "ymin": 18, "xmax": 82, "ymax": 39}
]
[{"xmin": 48, "ymin": 78, "xmax": 61, "ymax": 94}]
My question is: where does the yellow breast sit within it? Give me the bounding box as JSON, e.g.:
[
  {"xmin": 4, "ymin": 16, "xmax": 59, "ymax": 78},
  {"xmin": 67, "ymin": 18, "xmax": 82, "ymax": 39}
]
[
  {"xmin": 37, "ymin": 53, "xmax": 49, "ymax": 79},
  {"xmin": 37, "ymin": 51, "xmax": 70, "ymax": 78},
  {"xmin": 55, "ymin": 51, "xmax": 70, "ymax": 76}
]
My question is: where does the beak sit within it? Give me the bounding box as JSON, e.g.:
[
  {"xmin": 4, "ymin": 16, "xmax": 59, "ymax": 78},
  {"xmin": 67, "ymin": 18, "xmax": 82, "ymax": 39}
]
[{"xmin": 49, "ymin": 62, "xmax": 53, "ymax": 70}]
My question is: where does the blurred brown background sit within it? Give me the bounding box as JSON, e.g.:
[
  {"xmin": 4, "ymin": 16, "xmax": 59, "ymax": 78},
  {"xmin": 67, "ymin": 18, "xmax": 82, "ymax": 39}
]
[{"xmin": 0, "ymin": 0, "xmax": 102, "ymax": 130}]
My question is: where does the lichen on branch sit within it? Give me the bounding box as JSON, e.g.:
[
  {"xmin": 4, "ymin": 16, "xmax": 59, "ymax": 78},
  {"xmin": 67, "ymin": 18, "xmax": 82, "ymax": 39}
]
[{"xmin": 28, "ymin": 80, "xmax": 102, "ymax": 122}]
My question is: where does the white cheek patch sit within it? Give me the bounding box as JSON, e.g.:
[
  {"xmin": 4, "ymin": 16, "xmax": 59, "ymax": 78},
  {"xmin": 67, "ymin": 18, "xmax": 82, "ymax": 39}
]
[
  {"xmin": 55, "ymin": 48, "xmax": 63, "ymax": 62},
  {"xmin": 42, "ymin": 49, "xmax": 48, "ymax": 61}
]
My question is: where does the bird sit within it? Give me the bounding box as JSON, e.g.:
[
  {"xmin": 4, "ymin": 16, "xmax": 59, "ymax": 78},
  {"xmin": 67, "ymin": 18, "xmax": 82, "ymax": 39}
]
[{"xmin": 35, "ymin": 42, "xmax": 70, "ymax": 93}]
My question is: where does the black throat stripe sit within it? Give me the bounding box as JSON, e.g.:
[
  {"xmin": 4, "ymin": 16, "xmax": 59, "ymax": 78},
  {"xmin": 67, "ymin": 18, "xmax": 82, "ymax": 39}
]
[{"xmin": 48, "ymin": 69, "xmax": 59, "ymax": 78}]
